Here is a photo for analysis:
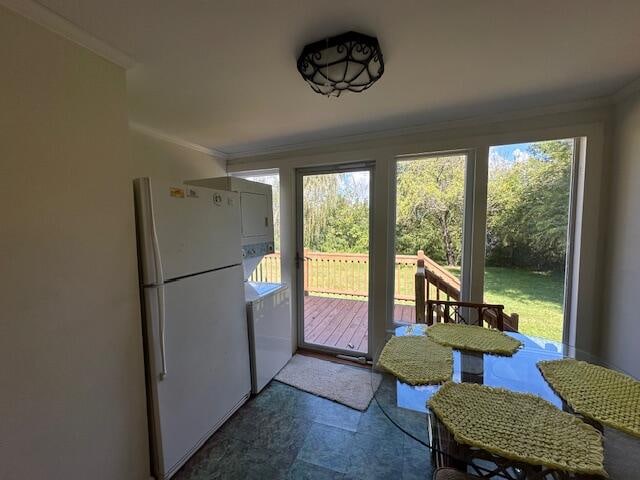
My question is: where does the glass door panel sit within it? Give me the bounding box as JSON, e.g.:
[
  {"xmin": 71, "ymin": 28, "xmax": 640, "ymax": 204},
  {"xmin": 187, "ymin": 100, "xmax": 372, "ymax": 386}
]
[{"xmin": 297, "ymin": 167, "xmax": 372, "ymax": 354}]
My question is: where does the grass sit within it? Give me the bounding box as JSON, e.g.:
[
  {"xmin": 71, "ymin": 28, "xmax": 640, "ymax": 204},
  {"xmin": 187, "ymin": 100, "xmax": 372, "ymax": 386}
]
[
  {"xmin": 254, "ymin": 254, "xmax": 565, "ymax": 341},
  {"xmin": 448, "ymin": 266, "xmax": 565, "ymax": 341}
]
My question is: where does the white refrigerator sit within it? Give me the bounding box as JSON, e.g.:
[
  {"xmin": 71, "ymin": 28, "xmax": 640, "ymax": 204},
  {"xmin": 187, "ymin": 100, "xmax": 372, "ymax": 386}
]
[{"xmin": 134, "ymin": 178, "xmax": 251, "ymax": 480}]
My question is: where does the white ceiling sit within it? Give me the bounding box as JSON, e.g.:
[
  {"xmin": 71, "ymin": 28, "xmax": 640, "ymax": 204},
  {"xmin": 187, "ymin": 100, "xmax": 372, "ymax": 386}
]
[{"xmin": 32, "ymin": 0, "xmax": 640, "ymax": 156}]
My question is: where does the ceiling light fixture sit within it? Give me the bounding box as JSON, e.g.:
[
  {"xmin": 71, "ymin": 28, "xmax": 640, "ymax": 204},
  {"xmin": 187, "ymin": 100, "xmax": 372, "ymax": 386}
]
[{"xmin": 296, "ymin": 31, "xmax": 384, "ymax": 97}]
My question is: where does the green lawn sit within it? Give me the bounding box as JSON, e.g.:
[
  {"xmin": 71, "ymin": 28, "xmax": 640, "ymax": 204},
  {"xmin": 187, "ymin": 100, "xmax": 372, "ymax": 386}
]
[
  {"xmin": 255, "ymin": 254, "xmax": 565, "ymax": 341},
  {"xmin": 448, "ymin": 266, "xmax": 565, "ymax": 340}
]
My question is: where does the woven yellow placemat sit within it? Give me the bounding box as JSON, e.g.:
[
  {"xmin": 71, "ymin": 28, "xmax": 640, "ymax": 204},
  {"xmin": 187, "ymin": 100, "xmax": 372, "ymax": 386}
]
[
  {"xmin": 377, "ymin": 335, "xmax": 452, "ymax": 385},
  {"xmin": 428, "ymin": 382, "xmax": 607, "ymax": 476},
  {"xmin": 538, "ymin": 359, "xmax": 640, "ymax": 438},
  {"xmin": 426, "ymin": 323, "xmax": 521, "ymax": 355}
]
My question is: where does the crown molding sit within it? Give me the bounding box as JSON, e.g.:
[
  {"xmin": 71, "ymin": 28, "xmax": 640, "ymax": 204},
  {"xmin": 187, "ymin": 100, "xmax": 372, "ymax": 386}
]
[
  {"xmin": 133, "ymin": 95, "xmax": 612, "ymax": 164},
  {"xmin": 1, "ymin": 0, "xmax": 136, "ymax": 69},
  {"xmin": 612, "ymin": 76, "xmax": 640, "ymax": 104},
  {"xmin": 129, "ymin": 122, "xmax": 228, "ymax": 160},
  {"xmin": 225, "ymin": 95, "xmax": 612, "ymax": 161}
]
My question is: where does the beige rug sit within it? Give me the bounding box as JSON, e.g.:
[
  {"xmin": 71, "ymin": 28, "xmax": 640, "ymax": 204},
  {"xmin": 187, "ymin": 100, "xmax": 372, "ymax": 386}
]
[{"xmin": 275, "ymin": 354, "xmax": 381, "ymax": 411}]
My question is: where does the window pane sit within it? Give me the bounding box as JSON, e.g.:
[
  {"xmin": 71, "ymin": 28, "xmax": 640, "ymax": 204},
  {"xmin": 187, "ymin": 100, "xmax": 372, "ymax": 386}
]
[
  {"xmin": 393, "ymin": 154, "xmax": 467, "ymax": 323},
  {"xmin": 485, "ymin": 140, "xmax": 574, "ymax": 340},
  {"xmin": 301, "ymin": 170, "xmax": 371, "ymax": 353}
]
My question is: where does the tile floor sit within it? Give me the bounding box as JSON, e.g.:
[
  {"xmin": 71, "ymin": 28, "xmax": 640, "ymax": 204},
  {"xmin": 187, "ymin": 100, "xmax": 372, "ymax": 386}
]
[{"xmin": 174, "ymin": 380, "xmax": 433, "ymax": 480}]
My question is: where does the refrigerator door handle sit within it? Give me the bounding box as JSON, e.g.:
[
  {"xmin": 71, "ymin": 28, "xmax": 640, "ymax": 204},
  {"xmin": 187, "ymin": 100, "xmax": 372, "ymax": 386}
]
[
  {"xmin": 135, "ymin": 177, "xmax": 165, "ymax": 286},
  {"xmin": 148, "ymin": 182, "xmax": 165, "ymax": 286},
  {"xmin": 158, "ymin": 285, "xmax": 168, "ymax": 380}
]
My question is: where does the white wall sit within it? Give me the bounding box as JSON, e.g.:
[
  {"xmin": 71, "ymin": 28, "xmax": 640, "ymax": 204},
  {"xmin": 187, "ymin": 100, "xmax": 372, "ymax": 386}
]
[
  {"xmin": 601, "ymin": 90, "xmax": 640, "ymax": 378},
  {"xmin": 0, "ymin": 7, "xmax": 150, "ymax": 479},
  {"xmin": 0, "ymin": 9, "xmax": 229, "ymax": 479},
  {"xmin": 129, "ymin": 127, "xmax": 226, "ymax": 180},
  {"xmin": 0, "ymin": 9, "xmax": 228, "ymax": 479}
]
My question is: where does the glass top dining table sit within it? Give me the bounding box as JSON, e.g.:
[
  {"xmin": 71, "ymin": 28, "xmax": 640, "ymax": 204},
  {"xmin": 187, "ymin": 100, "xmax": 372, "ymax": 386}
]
[{"xmin": 371, "ymin": 324, "xmax": 640, "ymax": 479}]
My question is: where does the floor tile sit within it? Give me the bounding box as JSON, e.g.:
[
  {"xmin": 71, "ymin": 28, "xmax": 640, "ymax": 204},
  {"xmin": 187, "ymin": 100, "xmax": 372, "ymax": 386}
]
[
  {"xmin": 174, "ymin": 381, "xmax": 429, "ymax": 480},
  {"xmin": 304, "ymin": 394, "xmax": 362, "ymax": 432},
  {"xmin": 287, "ymin": 459, "xmax": 346, "ymax": 479},
  {"xmin": 246, "ymin": 381, "xmax": 308, "ymax": 416},
  {"xmin": 296, "ymin": 422, "xmax": 356, "ymax": 473},
  {"xmin": 248, "ymin": 413, "xmax": 313, "ymax": 455},
  {"xmin": 176, "ymin": 436, "xmax": 298, "ymax": 480},
  {"xmin": 356, "ymin": 401, "xmax": 406, "ymax": 445},
  {"xmin": 346, "ymin": 431, "xmax": 404, "ymax": 480},
  {"xmin": 402, "ymin": 435, "xmax": 433, "ymax": 480}
]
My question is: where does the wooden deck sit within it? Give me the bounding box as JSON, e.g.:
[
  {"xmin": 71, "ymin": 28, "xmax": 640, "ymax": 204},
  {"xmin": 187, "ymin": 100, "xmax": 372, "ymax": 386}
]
[{"xmin": 303, "ymin": 295, "xmax": 416, "ymax": 353}]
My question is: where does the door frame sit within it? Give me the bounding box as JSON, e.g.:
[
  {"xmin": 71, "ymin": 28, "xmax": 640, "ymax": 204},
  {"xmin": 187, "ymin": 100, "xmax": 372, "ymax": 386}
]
[{"xmin": 295, "ymin": 162, "xmax": 376, "ymax": 357}]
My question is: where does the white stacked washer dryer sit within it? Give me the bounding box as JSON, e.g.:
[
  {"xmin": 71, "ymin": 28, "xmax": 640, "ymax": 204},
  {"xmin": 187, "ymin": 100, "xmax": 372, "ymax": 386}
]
[{"xmin": 186, "ymin": 177, "xmax": 292, "ymax": 394}]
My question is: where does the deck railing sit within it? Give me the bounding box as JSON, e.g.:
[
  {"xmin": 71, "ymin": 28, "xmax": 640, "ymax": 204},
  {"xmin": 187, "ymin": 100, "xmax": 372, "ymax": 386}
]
[
  {"xmin": 249, "ymin": 252, "xmax": 282, "ymax": 283},
  {"xmin": 414, "ymin": 250, "xmax": 519, "ymax": 330},
  {"xmin": 249, "ymin": 250, "xmax": 518, "ymax": 330},
  {"xmin": 249, "ymin": 250, "xmax": 449, "ymax": 303}
]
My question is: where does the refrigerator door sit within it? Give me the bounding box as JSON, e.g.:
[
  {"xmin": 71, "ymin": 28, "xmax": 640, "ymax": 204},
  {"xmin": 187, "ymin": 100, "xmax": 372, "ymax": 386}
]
[
  {"xmin": 143, "ymin": 265, "xmax": 250, "ymax": 479},
  {"xmin": 134, "ymin": 177, "xmax": 242, "ymax": 285}
]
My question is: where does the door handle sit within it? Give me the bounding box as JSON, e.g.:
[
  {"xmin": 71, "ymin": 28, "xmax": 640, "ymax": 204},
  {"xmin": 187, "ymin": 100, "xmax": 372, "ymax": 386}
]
[{"xmin": 157, "ymin": 285, "xmax": 167, "ymax": 380}]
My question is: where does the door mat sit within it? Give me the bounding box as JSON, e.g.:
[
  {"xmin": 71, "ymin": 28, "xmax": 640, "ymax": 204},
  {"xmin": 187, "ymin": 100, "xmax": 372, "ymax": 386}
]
[{"xmin": 275, "ymin": 354, "xmax": 381, "ymax": 411}]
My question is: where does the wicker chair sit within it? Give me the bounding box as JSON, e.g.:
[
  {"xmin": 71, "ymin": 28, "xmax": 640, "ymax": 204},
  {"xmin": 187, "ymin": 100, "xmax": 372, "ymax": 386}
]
[
  {"xmin": 425, "ymin": 299, "xmax": 517, "ymax": 332},
  {"xmin": 413, "ymin": 254, "xmax": 519, "ymax": 331}
]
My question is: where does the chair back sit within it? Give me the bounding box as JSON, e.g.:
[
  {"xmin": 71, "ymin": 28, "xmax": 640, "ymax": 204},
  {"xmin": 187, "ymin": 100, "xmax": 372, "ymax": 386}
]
[{"xmin": 426, "ymin": 299, "xmax": 516, "ymax": 331}]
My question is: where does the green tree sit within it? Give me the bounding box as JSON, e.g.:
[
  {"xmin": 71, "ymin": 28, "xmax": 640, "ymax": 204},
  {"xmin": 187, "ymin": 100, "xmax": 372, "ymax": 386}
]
[
  {"xmin": 303, "ymin": 173, "xmax": 370, "ymax": 253},
  {"xmin": 303, "ymin": 174, "xmax": 341, "ymax": 251},
  {"xmin": 486, "ymin": 140, "xmax": 572, "ymax": 269},
  {"xmin": 321, "ymin": 198, "xmax": 369, "ymax": 252},
  {"xmin": 395, "ymin": 155, "xmax": 466, "ymax": 265},
  {"xmin": 252, "ymin": 140, "xmax": 571, "ymax": 274}
]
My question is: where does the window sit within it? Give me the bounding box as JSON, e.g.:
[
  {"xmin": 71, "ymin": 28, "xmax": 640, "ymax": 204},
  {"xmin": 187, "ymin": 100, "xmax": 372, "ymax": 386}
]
[
  {"xmin": 393, "ymin": 153, "xmax": 467, "ymax": 323},
  {"xmin": 390, "ymin": 140, "xmax": 577, "ymax": 341},
  {"xmin": 485, "ymin": 140, "xmax": 575, "ymax": 340}
]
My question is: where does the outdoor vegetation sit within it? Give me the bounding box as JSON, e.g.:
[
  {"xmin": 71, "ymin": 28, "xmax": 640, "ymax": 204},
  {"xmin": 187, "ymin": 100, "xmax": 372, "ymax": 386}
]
[
  {"xmin": 448, "ymin": 266, "xmax": 565, "ymax": 340},
  {"xmin": 485, "ymin": 141, "xmax": 572, "ymax": 271},
  {"xmin": 302, "ymin": 172, "xmax": 370, "ymax": 253},
  {"xmin": 249, "ymin": 139, "xmax": 573, "ymax": 340},
  {"xmin": 398, "ymin": 140, "xmax": 571, "ymax": 340}
]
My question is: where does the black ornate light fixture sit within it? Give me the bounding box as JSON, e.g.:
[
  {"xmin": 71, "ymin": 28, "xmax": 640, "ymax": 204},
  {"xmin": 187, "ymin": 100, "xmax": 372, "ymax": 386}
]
[{"xmin": 297, "ymin": 31, "xmax": 384, "ymax": 97}]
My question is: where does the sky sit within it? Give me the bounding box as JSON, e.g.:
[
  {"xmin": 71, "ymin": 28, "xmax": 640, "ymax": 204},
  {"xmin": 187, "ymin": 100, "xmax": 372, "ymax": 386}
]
[
  {"xmin": 243, "ymin": 143, "xmax": 536, "ymax": 189},
  {"xmin": 489, "ymin": 142, "xmax": 534, "ymax": 169},
  {"xmin": 339, "ymin": 171, "xmax": 370, "ymax": 202}
]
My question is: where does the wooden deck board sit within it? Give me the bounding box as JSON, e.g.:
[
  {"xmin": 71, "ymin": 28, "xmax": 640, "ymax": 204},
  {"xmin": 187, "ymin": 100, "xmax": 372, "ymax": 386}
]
[
  {"xmin": 335, "ymin": 300, "xmax": 366, "ymax": 351},
  {"xmin": 303, "ymin": 296, "xmax": 416, "ymax": 353}
]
